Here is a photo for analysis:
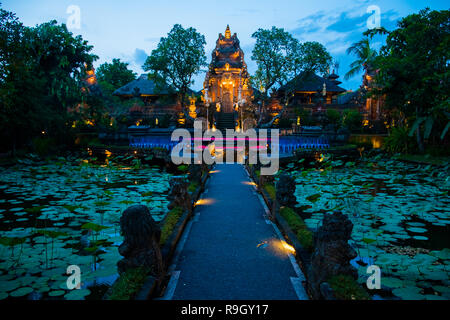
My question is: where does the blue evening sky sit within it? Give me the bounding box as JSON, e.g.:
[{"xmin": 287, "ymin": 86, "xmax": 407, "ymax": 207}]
[{"xmin": 3, "ymin": 0, "xmax": 449, "ymax": 91}]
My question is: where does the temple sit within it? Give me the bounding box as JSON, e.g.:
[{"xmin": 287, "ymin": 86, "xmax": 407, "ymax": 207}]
[{"xmin": 203, "ymin": 25, "xmax": 252, "ymax": 114}]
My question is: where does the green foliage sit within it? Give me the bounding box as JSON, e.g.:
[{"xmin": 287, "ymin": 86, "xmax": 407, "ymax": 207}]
[
  {"xmin": 279, "ymin": 207, "xmax": 313, "ymax": 250},
  {"xmin": 108, "ymin": 267, "xmax": 150, "ymax": 300},
  {"xmin": 264, "ymin": 184, "xmax": 276, "ymax": 200},
  {"xmin": 325, "ymin": 109, "xmax": 342, "ymax": 130},
  {"xmin": 143, "ymin": 24, "xmax": 207, "ymax": 110},
  {"xmin": 345, "ymin": 38, "xmax": 378, "ymax": 80},
  {"xmin": 295, "ymin": 41, "xmax": 333, "ymax": 76},
  {"xmin": 97, "ymin": 58, "xmax": 136, "ymax": 95},
  {"xmin": 81, "ymin": 222, "xmax": 110, "ymax": 233},
  {"xmin": 328, "ymin": 274, "xmax": 370, "ymax": 300},
  {"xmin": 251, "ymin": 26, "xmax": 298, "ymax": 95},
  {"xmin": 374, "ymin": 9, "xmax": 450, "ymax": 151},
  {"xmin": 31, "ymin": 137, "xmax": 56, "ymax": 157},
  {"xmin": 160, "ymin": 206, "xmax": 183, "ymax": 246},
  {"xmin": 188, "ymin": 181, "xmax": 199, "ymax": 193},
  {"xmin": 384, "ymin": 126, "xmax": 416, "ymax": 154},
  {"xmin": 342, "ymin": 109, "xmax": 363, "ymax": 131},
  {"xmin": 0, "ymin": 6, "xmax": 98, "ymax": 151},
  {"xmin": 177, "ymin": 164, "xmax": 188, "ymax": 173}
]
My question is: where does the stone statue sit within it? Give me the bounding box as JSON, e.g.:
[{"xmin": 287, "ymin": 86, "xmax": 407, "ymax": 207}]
[
  {"xmin": 307, "ymin": 211, "xmax": 357, "ymax": 299},
  {"xmin": 276, "ymin": 173, "xmax": 297, "ymax": 208},
  {"xmin": 117, "ymin": 205, "xmax": 163, "ymax": 276},
  {"xmin": 167, "ymin": 176, "xmax": 192, "ymax": 214}
]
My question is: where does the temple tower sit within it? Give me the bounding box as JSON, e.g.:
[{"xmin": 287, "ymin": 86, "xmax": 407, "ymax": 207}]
[{"xmin": 203, "ymin": 25, "xmax": 252, "ymax": 113}]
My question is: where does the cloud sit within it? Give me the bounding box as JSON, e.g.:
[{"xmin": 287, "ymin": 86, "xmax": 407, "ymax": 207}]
[
  {"xmin": 133, "ymin": 48, "xmax": 148, "ymax": 66},
  {"xmin": 289, "ymin": 5, "xmax": 401, "ymax": 90}
]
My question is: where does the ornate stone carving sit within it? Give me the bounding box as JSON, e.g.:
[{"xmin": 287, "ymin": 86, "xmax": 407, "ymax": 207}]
[
  {"xmin": 276, "ymin": 173, "xmax": 297, "ymax": 208},
  {"xmin": 117, "ymin": 205, "xmax": 162, "ymax": 275},
  {"xmin": 167, "ymin": 176, "xmax": 192, "ymax": 214},
  {"xmin": 307, "ymin": 211, "xmax": 357, "ymax": 299}
]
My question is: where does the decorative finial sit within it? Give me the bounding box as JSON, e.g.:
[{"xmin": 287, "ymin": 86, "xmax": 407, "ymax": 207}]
[{"xmin": 225, "ymin": 25, "xmax": 231, "ymax": 39}]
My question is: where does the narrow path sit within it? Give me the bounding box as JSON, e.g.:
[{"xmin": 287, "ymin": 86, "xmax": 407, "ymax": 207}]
[{"xmin": 163, "ymin": 163, "xmax": 308, "ymax": 300}]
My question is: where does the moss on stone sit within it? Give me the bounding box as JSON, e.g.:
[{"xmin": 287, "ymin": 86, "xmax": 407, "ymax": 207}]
[
  {"xmin": 188, "ymin": 181, "xmax": 199, "ymax": 193},
  {"xmin": 108, "ymin": 267, "xmax": 149, "ymax": 300},
  {"xmin": 279, "ymin": 206, "xmax": 313, "ymax": 251},
  {"xmin": 160, "ymin": 206, "xmax": 183, "ymax": 246},
  {"xmin": 264, "ymin": 184, "xmax": 276, "ymax": 200},
  {"xmin": 328, "ymin": 274, "xmax": 370, "ymax": 300}
]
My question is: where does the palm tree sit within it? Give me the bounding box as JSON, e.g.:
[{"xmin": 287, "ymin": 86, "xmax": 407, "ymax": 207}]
[{"xmin": 344, "ymin": 38, "xmax": 378, "ymax": 80}]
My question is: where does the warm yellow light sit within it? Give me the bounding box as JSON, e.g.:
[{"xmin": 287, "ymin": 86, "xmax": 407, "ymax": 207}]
[
  {"xmin": 297, "ymin": 116, "xmax": 301, "ymax": 126},
  {"xmin": 195, "ymin": 198, "xmax": 216, "ymax": 206},
  {"xmin": 155, "ymin": 118, "xmax": 159, "ymax": 125},
  {"xmin": 105, "ymin": 150, "xmax": 112, "ymax": 158},
  {"xmin": 209, "ymin": 170, "xmax": 220, "ymax": 174},
  {"xmin": 242, "ymin": 181, "xmax": 256, "ymax": 186},
  {"xmin": 281, "ymin": 241, "xmax": 296, "ymax": 254}
]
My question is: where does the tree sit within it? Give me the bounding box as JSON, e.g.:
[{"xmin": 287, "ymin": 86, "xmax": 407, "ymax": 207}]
[
  {"xmin": 294, "ymin": 41, "xmax": 332, "ymax": 76},
  {"xmin": 374, "ymin": 8, "xmax": 450, "ymax": 152},
  {"xmin": 251, "ymin": 27, "xmax": 332, "ymax": 126},
  {"xmin": 0, "ymin": 5, "xmax": 98, "ymax": 152},
  {"xmin": 142, "ymin": 24, "xmax": 206, "ymax": 117},
  {"xmin": 344, "ymin": 38, "xmax": 378, "ymax": 80},
  {"xmin": 251, "ymin": 27, "xmax": 298, "ymax": 99},
  {"xmin": 97, "ymin": 58, "xmax": 136, "ymax": 95}
]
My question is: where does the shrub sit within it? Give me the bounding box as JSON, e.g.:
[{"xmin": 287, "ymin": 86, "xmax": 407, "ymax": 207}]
[
  {"xmin": 328, "ymin": 274, "xmax": 370, "ymax": 300},
  {"xmin": 188, "ymin": 181, "xmax": 199, "ymax": 193},
  {"xmin": 342, "ymin": 109, "xmax": 362, "ymax": 132},
  {"xmin": 384, "ymin": 126, "xmax": 416, "ymax": 154},
  {"xmin": 31, "ymin": 137, "xmax": 56, "ymax": 156}
]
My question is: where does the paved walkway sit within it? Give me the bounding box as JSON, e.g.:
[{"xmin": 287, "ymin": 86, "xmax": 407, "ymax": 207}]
[{"xmin": 163, "ymin": 164, "xmax": 308, "ymax": 300}]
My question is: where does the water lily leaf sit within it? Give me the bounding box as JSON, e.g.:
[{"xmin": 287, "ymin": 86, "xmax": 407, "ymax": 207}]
[
  {"xmin": 306, "ymin": 193, "xmax": 321, "ymax": 203},
  {"xmin": 81, "ymin": 222, "xmax": 110, "ymax": 233}
]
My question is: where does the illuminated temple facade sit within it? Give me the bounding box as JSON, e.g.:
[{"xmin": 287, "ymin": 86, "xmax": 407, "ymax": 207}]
[{"xmin": 203, "ymin": 25, "xmax": 252, "ymax": 113}]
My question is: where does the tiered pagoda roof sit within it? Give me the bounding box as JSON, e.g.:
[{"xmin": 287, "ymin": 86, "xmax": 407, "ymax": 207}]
[{"xmin": 207, "ymin": 25, "xmax": 248, "ymax": 74}]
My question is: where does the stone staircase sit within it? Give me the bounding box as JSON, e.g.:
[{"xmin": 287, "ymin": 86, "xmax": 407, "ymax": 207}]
[{"xmin": 216, "ymin": 112, "xmax": 236, "ymax": 131}]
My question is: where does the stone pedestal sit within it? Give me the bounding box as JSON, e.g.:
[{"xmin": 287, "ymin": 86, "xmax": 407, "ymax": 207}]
[{"xmin": 307, "ymin": 211, "xmax": 357, "ymax": 299}]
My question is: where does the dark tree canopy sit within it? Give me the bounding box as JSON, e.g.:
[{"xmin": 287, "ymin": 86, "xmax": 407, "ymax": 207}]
[
  {"xmin": 0, "ymin": 5, "xmax": 98, "ymax": 152},
  {"xmin": 374, "ymin": 8, "xmax": 450, "ymax": 150},
  {"xmin": 142, "ymin": 24, "xmax": 206, "ymax": 112},
  {"xmin": 97, "ymin": 58, "xmax": 137, "ymax": 95}
]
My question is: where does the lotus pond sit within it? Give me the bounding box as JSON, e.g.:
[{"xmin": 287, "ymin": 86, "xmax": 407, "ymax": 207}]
[
  {"xmin": 0, "ymin": 156, "xmax": 172, "ymax": 300},
  {"xmin": 287, "ymin": 153, "xmax": 450, "ymax": 300}
]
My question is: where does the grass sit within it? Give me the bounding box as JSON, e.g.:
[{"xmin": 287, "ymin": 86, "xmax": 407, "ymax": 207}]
[
  {"xmin": 279, "ymin": 207, "xmax": 313, "ymax": 251},
  {"xmin": 328, "ymin": 274, "xmax": 370, "ymax": 300},
  {"xmin": 108, "ymin": 267, "xmax": 150, "ymax": 300},
  {"xmin": 264, "ymin": 184, "xmax": 276, "ymax": 200},
  {"xmin": 160, "ymin": 206, "xmax": 184, "ymax": 246}
]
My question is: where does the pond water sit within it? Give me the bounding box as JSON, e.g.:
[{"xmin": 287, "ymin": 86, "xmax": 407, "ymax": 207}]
[
  {"xmin": 0, "ymin": 156, "xmax": 172, "ymax": 300},
  {"xmin": 285, "ymin": 154, "xmax": 450, "ymax": 300}
]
